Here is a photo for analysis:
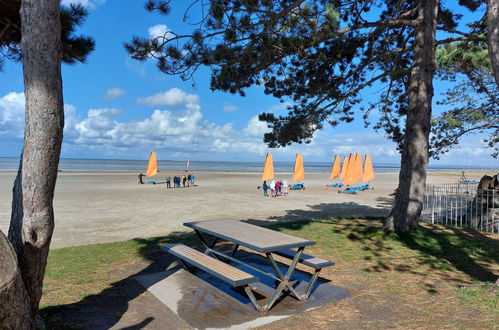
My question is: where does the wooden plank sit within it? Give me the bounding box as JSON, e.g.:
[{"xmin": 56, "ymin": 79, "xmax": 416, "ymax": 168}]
[
  {"xmin": 161, "ymin": 244, "xmax": 259, "ymax": 287},
  {"xmin": 184, "ymin": 219, "xmax": 315, "ymax": 252},
  {"xmin": 273, "ymin": 249, "xmax": 334, "ymax": 268}
]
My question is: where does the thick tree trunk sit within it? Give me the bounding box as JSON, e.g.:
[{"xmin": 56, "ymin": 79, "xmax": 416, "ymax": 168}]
[
  {"xmin": 488, "ymin": 0, "xmax": 499, "ymax": 87},
  {"xmin": 0, "ymin": 230, "xmax": 31, "ymax": 330},
  {"xmin": 6, "ymin": 0, "xmax": 64, "ymax": 325},
  {"xmin": 384, "ymin": 1, "xmax": 439, "ymax": 232}
]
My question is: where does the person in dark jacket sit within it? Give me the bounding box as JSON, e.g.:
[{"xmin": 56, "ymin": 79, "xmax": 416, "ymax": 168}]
[{"xmin": 263, "ymin": 180, "xmax": 268, "ymax": 196}]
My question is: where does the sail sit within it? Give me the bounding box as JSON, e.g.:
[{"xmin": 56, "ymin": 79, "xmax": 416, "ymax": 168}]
[
  {"xmin": 146, "ymin": 152, "xmax": 158, "ymax": 177},
  {"xmin": 186, "ymin": 160, "xmax": 190, "ymax": 168},
  {"xmin": 262, "ymin": 153, "xmax": 274, "ymax": 181},
  {"xmin": 330, "ymin": 155, "xmax": 341, "ymax": 179},
  {"xmin": 343, "ymin": 153, "xmax": 356, "ymax": 185},
  {"xmin": 363, "ymin": 155, "xmax": 375, "ymax": 182},
  {"xmin": 354, "ymin": 153, "xmax": 363, "ymax": 182},
  {"xmin": 339, "ymin": 156, "xmax": 349, "ymax": 180},
  {"xmin": 292, "ymin": 154, "xmax": 305, "ymax": 182}
]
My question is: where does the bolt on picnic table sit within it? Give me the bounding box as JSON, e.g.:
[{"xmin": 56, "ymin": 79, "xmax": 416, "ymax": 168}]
[{"xmin": 162, "ymin": 219, "xmax": 334, "ymax": 312}]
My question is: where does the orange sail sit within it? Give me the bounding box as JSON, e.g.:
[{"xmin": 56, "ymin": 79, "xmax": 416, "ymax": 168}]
[
  {"xmin": 292, "ymin": 154, "xmax": 305, "ymax": 181},
  {"xmin": 262, "ymin": 153, "xmax": 274, "ymax": 181},
  {"xmin": 343, "ymin": 153, "xmax": 356, "ymax": 185},
  {"xmin": 363, "ymin": 155, "xmax": 375, "ymax": 182},
  {"xmin": 146, "ymin": 152, "xmax": 158, "ymax": 177},
  {"xmin": 339, "ymin": 156, "xmax": 349, "ymax": 180},
  {"xmin": 330, "ymin": 155, "xmax": 341, "ymax": 179},
  {"xmin": 354, "ymin": 153, "xmax": 363, "ymax": 182}
]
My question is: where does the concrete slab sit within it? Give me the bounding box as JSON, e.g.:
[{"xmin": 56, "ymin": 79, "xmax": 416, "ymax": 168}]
[{"xmin": 135, "ymin": 253, "xmax": 349, "ymax": 329}]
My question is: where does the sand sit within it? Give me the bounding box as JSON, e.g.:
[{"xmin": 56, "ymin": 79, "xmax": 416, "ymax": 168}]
[{"xmin": 0, "ymin": 170, "xmax": 460, "ymax": 248}]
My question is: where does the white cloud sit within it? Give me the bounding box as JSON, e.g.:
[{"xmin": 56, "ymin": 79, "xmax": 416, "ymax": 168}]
[
  {"xmin": 243, "ymin": 115, "xmax": 271, "ymax": 137},
  {"xmin": 71, "ymin": 101, "xmax": 238, "ymax": 154},
  {"xmin": 64, "ymin": 104, "xmax": 80, "ymax": 137},
  {"xmin": 148, "ymin": 24, "xmax": 174, "ymax": 40},
  {"xmin": 105, "ymin": 87, "xmax": 126, "ymax": 100},
  {"xmin": 223, "ymin": 103, "xmax": 238, "ymax": 112},
  {"xmin": 0, "ymin": 92, "xmax": 25, "ymax": 138},
  {"xmin": 323, "ymin": 132, "xmax": 399, "ymax": 158},
  {"xmin": 61, "ymin": 0, "xmax": 106, "ymax": 8},
  {"xmin": 137, "ymin": 88, "xmax": 200, "ymax": 107}
]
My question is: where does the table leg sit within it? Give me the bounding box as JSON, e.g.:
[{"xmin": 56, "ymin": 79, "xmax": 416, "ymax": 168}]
[
  {"xmin": 194, "ymin": 230, "xmax": 220, "ymax": 259},
  {"xmin": 245, "ymin": 247, "xmax": 306, "ymax": 312},
  {"xmin": 230, "ymin": 243, "xmax": 240, "ymax": 257},
  {"xmin": 265, "ymin": 252, "xmax": 301, "ymax": 300},
  {"xmin": 302, "ymin": 268, "xmax": 321, "ymax": 300}
]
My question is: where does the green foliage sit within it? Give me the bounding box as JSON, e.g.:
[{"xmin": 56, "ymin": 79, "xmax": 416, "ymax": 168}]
[
  {"xmin": 0, "ymin": 1, "xmax": 95, "ymax": 70},
  {"xmin": 432, "ymin": 41, "xmax": 498, "ymax": 158},
  {"xmin": 126, "ymin": 0, "xmax": 489, "ymax": 152}
]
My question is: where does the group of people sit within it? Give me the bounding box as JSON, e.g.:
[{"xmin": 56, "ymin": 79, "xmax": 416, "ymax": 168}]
[
  {"xmin": 262, "ymin": 179, "xmax": 289, "ymax": 197},
  {"xmin": 137, "ymin": 172, "xmax": 196, "ymax": 187},
  {"xmin": 166, "ymin": 174, "xmax": 195, "ymax": 188}
]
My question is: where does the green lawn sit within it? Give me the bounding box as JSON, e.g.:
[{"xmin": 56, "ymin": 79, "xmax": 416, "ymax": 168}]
[{"xmin": 41, "ymin": 218, "xmax": 499, "ymax": 329}]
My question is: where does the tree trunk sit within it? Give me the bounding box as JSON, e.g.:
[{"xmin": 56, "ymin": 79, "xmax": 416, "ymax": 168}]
[
  {"xmin": 488, "ymin": 0, "xmax": 499, "ymax": 87},
  {"xmin": 384, "ymin": 0, "xmax": 439, "ymax": 232},
  {"xmin": 6, "ymin": 0, "xmax": 64, "ymax": 325},
  {"xmin": 0, "ymin": 230, "xmax": 31, "ymax": 330}
]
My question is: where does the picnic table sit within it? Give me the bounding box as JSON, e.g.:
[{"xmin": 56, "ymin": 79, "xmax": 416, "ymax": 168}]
[{"xmin": 162, "ymin": 219, "xmax": 333, "ymax": 312}]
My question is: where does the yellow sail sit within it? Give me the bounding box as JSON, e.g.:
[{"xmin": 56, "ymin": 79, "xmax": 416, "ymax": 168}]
[
  {"xmin": 262, "ymin": 153, "xmax": 274, "ymax": 181},
  {"xmin": 146, "ymin": 152, "xmax": 158, "ymax": 177},
  {"xmin": 339, "ymin": 156, "xmax": 349, "ymax": 180},
  {"xmin": 330, "ymin": 155, "xmax": 341, "ymax": 179},
  {"xmin": 363, "ymin": 155, "xmax": 375, "ymax": 182},
  {"xmin": 343, "ymin": 153, "xmax": 356, "ymax": 185},
  {"xmin": 292, "ymin": 153, "xmax": 305, "ymax": 182},
  {"xmin": 354, "ymin": 153, "xmax": 363, "ymax": 182}
]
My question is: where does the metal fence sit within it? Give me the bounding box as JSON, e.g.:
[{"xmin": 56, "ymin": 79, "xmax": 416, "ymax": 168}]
[{"xmin": 422, "ymin": 183, "xmax": 499, "ymax": 234}]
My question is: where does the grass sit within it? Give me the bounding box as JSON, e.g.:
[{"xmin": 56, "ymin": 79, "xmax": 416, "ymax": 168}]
[
  {"xmin": 41, "ymin": 231, "xmax": 197, "ymax": 308},
  {"xmin": 428, "ymin": 170, "xmax": 498, "ymax": 177},
  {"xmin": 40, "ymin": 218, "xmax": 499, "ymax": 329}
]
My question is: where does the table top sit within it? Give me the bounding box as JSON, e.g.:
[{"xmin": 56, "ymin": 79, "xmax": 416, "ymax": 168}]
[{"xmin": 184, "ymin": 219, "xmax": 315, "ymax": 252}]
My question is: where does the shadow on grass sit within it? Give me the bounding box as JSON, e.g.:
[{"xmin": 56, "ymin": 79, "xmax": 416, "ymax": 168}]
[
  {"xmin": 42, "ymin": 231, "xmax": 198, "ymax": 329},
  {"xmin": 396, "ymin": 225, "xmax": 499, "ymax": 282},
  {"xmin": 41, "ymin": 200, "xmax": 497, "ymax": 328},
  {"xmin": 261, "ymin": 216, "xmax": 498, "ymax": 286},
  {"xmin": 41, "ymin": 201, "xmax": 387, "ymax": 329}
]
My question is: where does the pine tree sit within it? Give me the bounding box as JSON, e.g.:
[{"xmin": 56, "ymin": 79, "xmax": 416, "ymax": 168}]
[
  {"xmin": 0, "ymin": 1, "xmax": 94, "ymax": 71},
  {"xmin": 0, "ymin": 1, "xmax": 94, "ymax": 328}
]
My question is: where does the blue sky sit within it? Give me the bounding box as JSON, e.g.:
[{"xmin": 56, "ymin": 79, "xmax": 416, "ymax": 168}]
[{"xmin": 0, "ymin": 0, "xmax": 497, "ymax": 166}]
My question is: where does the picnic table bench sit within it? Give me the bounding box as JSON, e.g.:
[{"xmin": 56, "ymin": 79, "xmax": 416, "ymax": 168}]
[{"xmin": 162, "ymin": 219, "xmax": 334, "ymax": 312}]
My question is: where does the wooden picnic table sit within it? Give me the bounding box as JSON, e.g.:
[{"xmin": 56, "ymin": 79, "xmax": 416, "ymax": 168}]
[
  {"xmin": 181, "ymin": 219, "xmax": 331, "ymax": 312},
  {"xmin": 184, "ymin": 219, "xmax": 315, "ymax": 252}
]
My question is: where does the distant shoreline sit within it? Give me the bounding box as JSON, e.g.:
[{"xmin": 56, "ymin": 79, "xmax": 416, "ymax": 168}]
[{"xmin": 0, "ymin": 157, "xmax": 496, "ymax": 173}]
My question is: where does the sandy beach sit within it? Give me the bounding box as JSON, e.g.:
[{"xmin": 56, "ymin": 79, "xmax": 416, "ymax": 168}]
[{"xmin": 0, "ymin": 170, "xmax": 462, "ymax": 248}]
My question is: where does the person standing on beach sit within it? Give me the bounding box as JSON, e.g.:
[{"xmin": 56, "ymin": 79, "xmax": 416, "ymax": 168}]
[
  {"xmin": 270, "ymin": 180, "xmax": 276, "ymax": 198},
  {"xmin": 191, "ymin": 174, "xmax": 195, "ymax": 186},
  {"xmin": 182, "ymin": 175, "xmax": 187, "ymax": 187},
  {"xmin": 187, "ymin": 174, "xmax": 191, "ymax": 187},
  {"xmin": 282, "ymin": 179, "xmax": 288, "ymax": 195},
  {"xmin": 263, "ymin": 180, "xmax": 268, "ymax": 196},
  {"xmin": 166, "ymin": 175, "xmax": 171, "ymax": 188},
  {"xmin": 138, "ymin": 173, "xmax": 145, "ymax": 184}
]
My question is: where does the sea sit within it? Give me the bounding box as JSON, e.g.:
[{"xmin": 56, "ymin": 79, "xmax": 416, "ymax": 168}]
[{"xmin": 0, "ymin": 157, "xmax": 496, "ymax": 173}]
